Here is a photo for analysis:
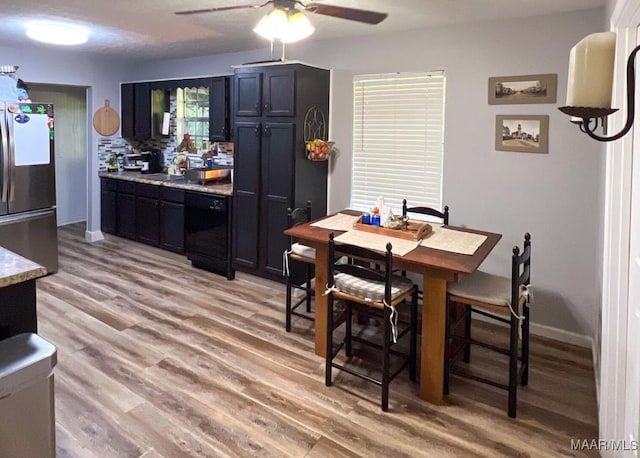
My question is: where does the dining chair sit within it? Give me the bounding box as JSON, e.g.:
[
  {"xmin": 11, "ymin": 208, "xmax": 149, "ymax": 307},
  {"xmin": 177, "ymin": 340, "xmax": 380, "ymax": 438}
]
[
  {"xmin": 325, "ymin": 232, "xmax": 418, "ymax": 411},
  {"xmin": 402, "ymin": 199, "xmax": 449, "ymax": 225},
  {"xmin": 444, "ymin": 233, "xmax": 532, "ymax": 418},
  {"xmin": 400, "ymin": 199, "xmax": 450, "ymax": 301},
  {"xmin": 284, "ymin": 201, "xmax": 316, "ymax": 332}
]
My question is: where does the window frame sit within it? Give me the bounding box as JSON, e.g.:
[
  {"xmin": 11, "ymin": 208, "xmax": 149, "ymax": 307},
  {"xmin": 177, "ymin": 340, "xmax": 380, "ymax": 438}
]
[{"xmin": 350, "ymin": 71, "xmax": 446, "ymax": 221}]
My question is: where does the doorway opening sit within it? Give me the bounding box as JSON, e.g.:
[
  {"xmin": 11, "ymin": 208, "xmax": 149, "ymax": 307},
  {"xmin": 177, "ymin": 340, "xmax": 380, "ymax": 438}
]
[{"xmin": 27, "ymin": 83, "xmax": 88, "ymax": 226}]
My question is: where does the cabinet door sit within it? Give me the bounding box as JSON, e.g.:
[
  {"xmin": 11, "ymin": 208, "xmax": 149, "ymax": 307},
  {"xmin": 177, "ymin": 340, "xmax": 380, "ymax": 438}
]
[
  {"xmin": 210, "ymin": 77, "xmax": 229, "ymax": 141},
  {"xmin": 134, "ymin": 82, "xmax": 151, "ymax": 141},
  {"xmin": 261, "ymin": 122, "xmax": 295, "ymax": 276},
  {"xmin": 136, "ymin": 196, "xmax": 160, "ymax": 246},
  {"xmin": 264, "ymin": 70, "xmax": 295, "ymax": 117},
  {"xmin": 101, "ymin": 189, "xmax": 117, "ymax": 234},
  {"xmin": 233, "ymin": 122, "xmax": 261, "ymax": 269},
  {"xmin": 121, "ymin": 84, "xmax": 134, "ymax": 139},
  {"xmin": 234, "ymin": 73, "xmax": 262, "ymax": 117},
  {"xmin": 116, "ymin": 193, "xmax": 136, "ymax": 240},
  {"xmin": 160, "ymin": 201, "xmax": 185, "ymax": 253}
]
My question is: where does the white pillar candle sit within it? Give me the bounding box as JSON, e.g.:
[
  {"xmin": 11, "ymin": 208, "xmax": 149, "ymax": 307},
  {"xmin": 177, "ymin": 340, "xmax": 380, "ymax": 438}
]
[{"xmin": 566, "ymin": 32, "xmax": 616, "ymax": 108}]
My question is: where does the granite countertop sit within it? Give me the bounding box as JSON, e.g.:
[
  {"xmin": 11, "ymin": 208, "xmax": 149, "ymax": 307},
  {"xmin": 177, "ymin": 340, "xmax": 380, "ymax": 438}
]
[
  {"xmin": 99, "ymin": 171, "xmax": 233, "ymax": 196},
  {"xmin": 0, "ymin": 247, "xmax": 47, "ymax": 288}
]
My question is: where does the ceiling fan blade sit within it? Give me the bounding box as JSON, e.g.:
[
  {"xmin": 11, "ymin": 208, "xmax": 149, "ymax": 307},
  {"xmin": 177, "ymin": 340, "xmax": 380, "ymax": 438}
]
[
  {"xmin": 303, "ymin": 3, "xmax": 387, "ymax": 25},
  {"xmin": 175, "ymin": 4, "xmax": 263, "ymax": 16}
]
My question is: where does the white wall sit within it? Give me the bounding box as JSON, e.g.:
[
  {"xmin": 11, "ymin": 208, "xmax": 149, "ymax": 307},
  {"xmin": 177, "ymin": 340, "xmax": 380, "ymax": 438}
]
[
  {"xmin": 126, "ymin": 8, "xmax": 606, "ymax": 338},
  {"xmin": 0, "ymin": 44, "xmax": 129, "ymax": 240}
]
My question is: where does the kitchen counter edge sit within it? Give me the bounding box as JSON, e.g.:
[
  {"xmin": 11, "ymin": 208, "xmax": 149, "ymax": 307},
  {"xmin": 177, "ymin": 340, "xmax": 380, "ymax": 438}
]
[
  {"xmin": 0, "ymin": 247, "xmax": 47, "ymax": 288},
  {"xmin": 99, "ymin": 171, "xmax": 233, "ymax": 196}
]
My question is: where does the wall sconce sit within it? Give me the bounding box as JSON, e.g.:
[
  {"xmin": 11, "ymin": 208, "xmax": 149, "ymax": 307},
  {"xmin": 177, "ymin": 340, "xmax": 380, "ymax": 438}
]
[{"xmin": 557, "ymin": 32, "xmax": 638, "ymax": 142}]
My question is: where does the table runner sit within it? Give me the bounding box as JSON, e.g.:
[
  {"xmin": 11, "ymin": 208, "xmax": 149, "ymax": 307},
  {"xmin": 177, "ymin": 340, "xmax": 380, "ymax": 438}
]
[
  {"xmin": 311, "ymin": 213, "xmax": 360, "ymax": 231},
  {"xmin": 420, "ymin": 226, "xmax": 487, "ymax": 255},
  {"xmin": 334, "ymin": 230, "xmax": 421, "ymax": 256}
]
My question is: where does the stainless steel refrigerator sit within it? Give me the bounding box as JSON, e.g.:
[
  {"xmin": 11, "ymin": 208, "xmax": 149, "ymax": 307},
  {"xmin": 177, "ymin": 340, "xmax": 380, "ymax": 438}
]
[{"xmin": 0, "ymin": 101, "xmax": 58, "ymax": 273}]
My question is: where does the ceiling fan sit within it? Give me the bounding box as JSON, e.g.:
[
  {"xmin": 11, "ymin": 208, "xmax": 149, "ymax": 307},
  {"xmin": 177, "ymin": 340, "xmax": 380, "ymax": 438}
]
[{"xmin": 175, "ymin": 0, "xmax": 388, "ymax": 26}]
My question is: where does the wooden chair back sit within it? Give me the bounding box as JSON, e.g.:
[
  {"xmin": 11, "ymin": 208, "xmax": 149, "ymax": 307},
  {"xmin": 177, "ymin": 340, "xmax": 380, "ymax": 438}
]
[{"xmin": 402, "ymin": 199, "xmax": 449, "ymax": 225}]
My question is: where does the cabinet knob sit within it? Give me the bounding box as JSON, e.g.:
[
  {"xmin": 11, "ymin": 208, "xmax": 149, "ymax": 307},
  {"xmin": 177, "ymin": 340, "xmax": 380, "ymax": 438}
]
[
  {"xmin": 254, "ymin": 126, "xmax": 260, "ymax": 137},
  {"xmin": 254, "ymin": 101, "xmax": 260, "ymax": 112},
  {"xmin": 264, "ymin": 126, "xmax": 271, "ymax": 136}
]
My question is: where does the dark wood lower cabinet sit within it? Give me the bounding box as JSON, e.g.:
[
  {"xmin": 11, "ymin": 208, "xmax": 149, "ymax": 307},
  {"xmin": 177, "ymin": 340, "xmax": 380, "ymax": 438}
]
[
  {"xmin": 101, "ymin": 189, "xmax": 116, "ymax": 234},
  {"xmin": 136, "ymin": 196, "xmax": 160, "ymax": 246},
  {"xmin": 116, "ymin": 192, "xmax": 136, "ymax": 240},
  {"xmin": 101, "ymin": 178, "xmax": 187, "ymax": 255},
  {"xmin": 0, "ymin": 280, "xmax": 37, "ymax": 341},
  {"xmin": 160, "ymin": 201, "xmax": 185, "ymax": 253}
]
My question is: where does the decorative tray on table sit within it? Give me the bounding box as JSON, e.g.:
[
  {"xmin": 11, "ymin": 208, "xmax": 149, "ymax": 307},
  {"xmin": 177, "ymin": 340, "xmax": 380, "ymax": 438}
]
[{"xmin": 353, "ymin": 216, "xmax": 432, "ymax": 241}]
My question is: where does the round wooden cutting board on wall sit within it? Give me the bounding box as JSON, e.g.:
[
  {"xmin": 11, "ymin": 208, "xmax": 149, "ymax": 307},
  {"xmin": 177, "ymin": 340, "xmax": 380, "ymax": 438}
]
[{"xmin": 93, "ymin": 99, "xmax": 120, "ymax": 136}]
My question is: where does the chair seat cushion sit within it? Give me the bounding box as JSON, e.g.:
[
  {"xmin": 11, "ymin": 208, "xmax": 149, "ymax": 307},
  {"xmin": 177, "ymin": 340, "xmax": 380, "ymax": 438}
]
[
  {"xmin": 291, "ymin": 243, "xmax": 315, "ymax": 260},
  {"xmin": 334, "ymin": 272, "xmax": 414, "ymax": 303},
  {"xmin": 447, "ymin": 270, "xmax": 511, "ymax": 307}
]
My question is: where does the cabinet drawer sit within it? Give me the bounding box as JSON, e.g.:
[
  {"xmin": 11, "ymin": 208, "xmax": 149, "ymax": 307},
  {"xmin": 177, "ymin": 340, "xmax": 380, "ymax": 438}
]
[
  {"xmin": 117, "ymin": 180, "xmax": 136, "ymax": 194},
  {"xmin": 101, "ymin": 178, "xmax": 117, "ymax": 192},
  {"xmin": 161, "ymin": 187, "xmax": 185, "ymax": 204},
  {"xmin": 137, "ymin": 182, "xmax": 161, "ymax": 199}
]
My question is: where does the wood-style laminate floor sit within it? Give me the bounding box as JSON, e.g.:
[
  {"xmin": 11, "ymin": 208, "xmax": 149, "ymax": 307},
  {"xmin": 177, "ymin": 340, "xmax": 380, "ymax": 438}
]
[{"xmin": 36, "ymin": 224, "xmax": 598, "ymax": 457}]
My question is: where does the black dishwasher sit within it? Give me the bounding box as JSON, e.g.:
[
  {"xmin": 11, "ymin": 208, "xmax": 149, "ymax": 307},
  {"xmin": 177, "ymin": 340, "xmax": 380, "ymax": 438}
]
[{"xmin": 185, "ymin": 192, "xmax": 235, "ymax": 280}]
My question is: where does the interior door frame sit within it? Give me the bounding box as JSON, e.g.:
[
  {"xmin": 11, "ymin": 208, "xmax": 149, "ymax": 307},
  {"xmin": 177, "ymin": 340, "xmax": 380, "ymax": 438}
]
[{"xmin": 601, "ymin": 0, "xmax": 640, "ymax": 453}]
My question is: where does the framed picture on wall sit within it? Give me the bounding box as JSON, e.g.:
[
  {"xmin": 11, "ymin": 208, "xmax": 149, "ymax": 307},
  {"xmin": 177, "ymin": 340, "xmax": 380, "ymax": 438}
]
[
  {"xmin": 488, "ymin": 74, "xmax": 557, "ymax": 104},
  {"xmin": 495, "ymin": 115, "xmax": 549, "ymax": 153}
]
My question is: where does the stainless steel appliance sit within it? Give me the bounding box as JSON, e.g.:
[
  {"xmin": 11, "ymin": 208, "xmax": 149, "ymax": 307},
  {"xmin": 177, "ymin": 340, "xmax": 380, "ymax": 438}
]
[{"xmin": 0, "ymin": 102, "xmax": 58, "ymax": 273}]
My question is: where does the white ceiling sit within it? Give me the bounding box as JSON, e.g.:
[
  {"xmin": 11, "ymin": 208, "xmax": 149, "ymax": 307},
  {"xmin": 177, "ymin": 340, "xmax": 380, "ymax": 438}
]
[{"xmin": 2, "ymin": 0, "xmax": 606, "ymax": 61}]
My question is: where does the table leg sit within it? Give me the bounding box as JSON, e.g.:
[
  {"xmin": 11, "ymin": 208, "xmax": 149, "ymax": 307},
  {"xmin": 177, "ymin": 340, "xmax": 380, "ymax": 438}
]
[
  {"xmin": 314, "ymin": 244, "xmax": 329, "ymax": 357},
  {"xmin": 420, "ymin": 273, "xmax": 447, "ymax": 404}
]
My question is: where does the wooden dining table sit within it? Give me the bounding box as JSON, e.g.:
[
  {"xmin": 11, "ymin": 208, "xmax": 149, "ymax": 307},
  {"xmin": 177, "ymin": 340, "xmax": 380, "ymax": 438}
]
[{"xmin": 284, "ymin": 209, "xmax": 502, "ymax": 404}]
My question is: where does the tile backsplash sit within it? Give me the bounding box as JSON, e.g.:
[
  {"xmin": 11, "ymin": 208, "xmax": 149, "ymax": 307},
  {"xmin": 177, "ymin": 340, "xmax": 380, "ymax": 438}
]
[{"xmin": 97, "ymin": 92, "xmax": 233, "ymax": 172}]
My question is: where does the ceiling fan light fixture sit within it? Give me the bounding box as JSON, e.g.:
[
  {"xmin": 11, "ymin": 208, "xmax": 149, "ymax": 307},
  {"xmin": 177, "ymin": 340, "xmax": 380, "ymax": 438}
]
[
  {"xmin": 253, "ymin": 7, "xmax": 315, "ymax": 43},
  {"xmin": 253, "ymin": 8, "xmax": 288, "ymax": 41},
  {"xmin": 281, "ymin": 11, "xmax": 315, "ymax": 43}
]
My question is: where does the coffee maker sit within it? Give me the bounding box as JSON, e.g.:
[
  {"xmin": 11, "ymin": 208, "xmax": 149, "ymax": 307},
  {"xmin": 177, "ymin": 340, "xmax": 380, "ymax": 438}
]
[{"xmin": 141, "ymin": 149, "xmax": 164, "ymax": 174}]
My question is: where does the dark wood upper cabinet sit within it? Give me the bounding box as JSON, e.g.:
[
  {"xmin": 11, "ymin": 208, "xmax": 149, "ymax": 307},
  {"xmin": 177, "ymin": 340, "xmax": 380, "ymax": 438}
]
[
  {"xmin": 263, "ymin": 70, "xmax": 295, "ymax": 117},
  {"xmin": 234, "ymin": 72, "xmax": 262, "ymax": 117},
  {"xmin": 133, "ymin": 82, "xmax": 151, "ymax": 141},
  {"xmin": 121, "ymin": 76, "xmax": 231, "ymax": 143},
  {"xmin": 210, "ymin": 77, "xmax": 230, "ymax": 142},
  {"xmin": 120, "ymin": 82, "xmax": 152, "ymax": 141},
  {"xmin": 120, "ymin": 84, "xmax": 134, "ymax": 139},
  {"xmin": 234, "ymin": 69, "xmax": 295, "ymax": 118}
]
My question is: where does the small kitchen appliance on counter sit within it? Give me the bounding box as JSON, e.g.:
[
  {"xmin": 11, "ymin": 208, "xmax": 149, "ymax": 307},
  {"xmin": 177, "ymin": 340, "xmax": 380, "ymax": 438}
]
[{"xmin": 141, "ymin": 149, "xmax": 164, "ymax": 174}]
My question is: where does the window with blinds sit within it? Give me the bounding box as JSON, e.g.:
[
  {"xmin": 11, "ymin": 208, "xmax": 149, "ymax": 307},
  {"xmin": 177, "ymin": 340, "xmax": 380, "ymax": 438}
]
[{"xmin": 351, "ymin": 72, "xmax": 446, "ymax": 217}]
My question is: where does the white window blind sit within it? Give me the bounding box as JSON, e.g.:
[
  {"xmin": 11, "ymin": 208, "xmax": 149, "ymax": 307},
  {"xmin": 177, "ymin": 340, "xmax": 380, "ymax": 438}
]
[{"xmin": 351, "ymin": 72, "xmax": 446, "ymax": 216}]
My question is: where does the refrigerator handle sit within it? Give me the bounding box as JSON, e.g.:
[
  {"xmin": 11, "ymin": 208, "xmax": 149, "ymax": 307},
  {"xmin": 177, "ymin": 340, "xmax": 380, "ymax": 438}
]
[
  {"xmin": 6, "ymin": 110, "xmax": 14, "ymax": 202},
  {"xmin": 1, "ymin": 110, "xmax": 8, "ymax": 204}
]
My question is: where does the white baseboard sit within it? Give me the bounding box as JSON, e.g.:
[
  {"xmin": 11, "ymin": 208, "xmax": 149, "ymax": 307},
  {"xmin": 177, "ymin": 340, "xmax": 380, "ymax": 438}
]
[
  {"xmin": 58, "ymin": 216, "xmax": 86, "ymax": 226},
  {"xmin": 85, "ymin": 230, "xmax": 104, "ymax": 243},
  {"xmin": 529, "ymin": 321, "xmax": 593, "ymax": 348},
  {"xmin": 473, "ymin": 313, "xmax": 592, "ymax": 348},
  {"xmin": 592, "ymin": 338, "xmax": 600, "ymax": 407}
]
